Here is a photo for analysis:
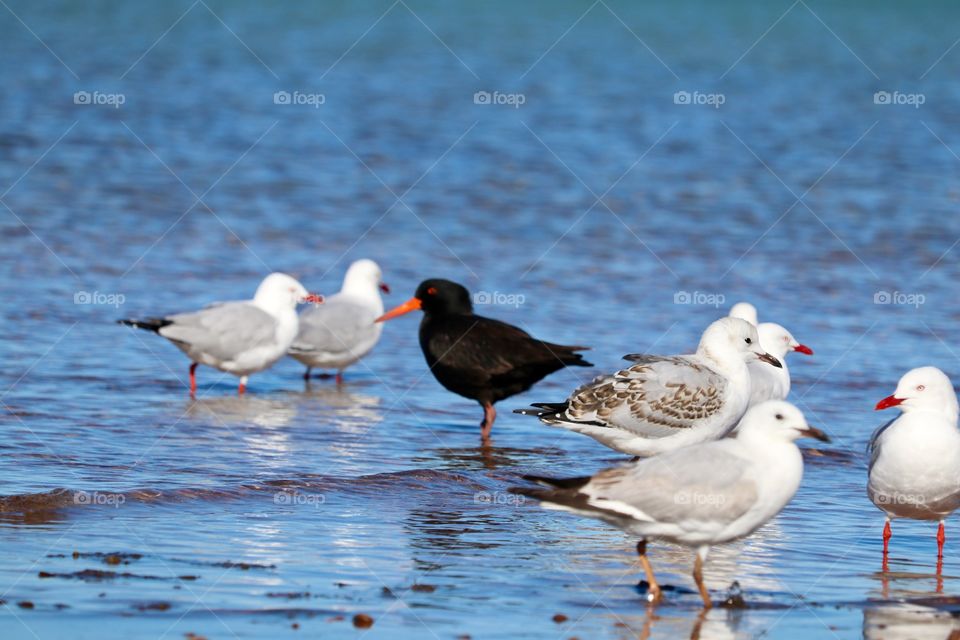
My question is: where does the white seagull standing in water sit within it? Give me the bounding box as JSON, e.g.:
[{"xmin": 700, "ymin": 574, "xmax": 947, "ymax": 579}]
[
  {"xmin": 513, "ymin": 400, "xmax": 829, "ymax": 608},
  {"xmin": 288, "ymin": 259, "xmax": 389, "ymax": 383},
  {"xmin": 516, "ymin": 318, "xmax": 782, "ymax": 456},
  {"xmin": 869, "ymin": 366, "xmax": 960, "ymax": 568},
  {"xmin": 120, "ymin": 273, "xmax": 322, "ymax": 395}
]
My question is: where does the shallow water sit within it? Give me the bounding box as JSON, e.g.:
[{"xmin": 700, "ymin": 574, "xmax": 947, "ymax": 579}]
[{"xmin": 3, "ymin": 1, "xmax": 960, "ymax": 638}]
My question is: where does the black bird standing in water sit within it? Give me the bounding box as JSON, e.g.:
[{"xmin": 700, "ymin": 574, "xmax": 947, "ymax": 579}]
[{"xmin": 377, "ymin": 279, "xmax": 592, "ymax": 442}]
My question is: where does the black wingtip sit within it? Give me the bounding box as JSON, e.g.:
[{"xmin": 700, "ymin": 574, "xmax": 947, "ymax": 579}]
[{"xmin": 118, "ymin": 318, "xmax": 171, "ymax": 333}]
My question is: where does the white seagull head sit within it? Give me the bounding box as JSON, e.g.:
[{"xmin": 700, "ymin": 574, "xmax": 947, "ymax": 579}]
[
  {"xmin": 699, "ymin": 317, "xmax": 782, "ymax": 370},
  {"xmin": 757, "ymin": 322, "xmax": 813, "ymax": 360},
  {"xmin": 343, "ymin": 259, "xmax": 389, "ymax": 296},
  {"xmin": 254, "ymin": 273, "xmax": 320, "ymax": 313},
  {"xmin": 738, "ymin": 400, "xmax": 830, "ymax": 444},
  {"xmin": 876, "ymin": 366, "xmax": 959, "ymax": 418},
  {"xmin": 728, "ymin": 301, "xmax": 758, "ymax": 326}
]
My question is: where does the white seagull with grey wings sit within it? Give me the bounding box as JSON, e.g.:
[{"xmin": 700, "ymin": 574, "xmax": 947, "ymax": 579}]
[
  {"xmin": 119, "ymin": 272, "xmax": 322, "ymax": 395},
  {"xmin": 513, "ymin": 400, "xmax": 829, "ymax": 608}
]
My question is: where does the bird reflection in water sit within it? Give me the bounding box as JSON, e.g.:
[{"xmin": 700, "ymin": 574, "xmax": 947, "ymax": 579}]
[
  {"xmin": 863, "ymin": 601, "xmax": 960, "ymax": 639},
  {"xmin": 614, "ymin": 606, "xmax": 743, "ymax": 640}
]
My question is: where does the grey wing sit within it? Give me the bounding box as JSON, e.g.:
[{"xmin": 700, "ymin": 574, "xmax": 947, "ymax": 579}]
[
  {"xmin": 565, "ymin": 356, "xmax": 728, "ymax": 437},
  {"xmin": 290, "ymin": 298, "xmax": 378, "ymax": 355},
  {"xmin": 867, "ymin": 416, "xmax": 898, "ymax": 469},
  {"xmin": 583, "ymin": 443, "xmax": 758, "ymax": 525},
  {"xmin": 159, "ymin": 302, "xmax": 277, "ymax": 361}
]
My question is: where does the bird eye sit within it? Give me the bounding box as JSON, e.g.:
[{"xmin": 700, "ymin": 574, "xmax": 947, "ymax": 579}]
[
  {"xmin": 775, "ymin": 413, "xmax": 784, "ymax": 420},
  {"xmin": 427, "ymin": 287, "xmax": 437, "ymax": 295},
  {"xmin": 745, "ymin": 338, "xmax": 752, "ymax": 345},
  {"xmin": 917, "ymin": 385, "xmax": 925, "ymax": 391}
]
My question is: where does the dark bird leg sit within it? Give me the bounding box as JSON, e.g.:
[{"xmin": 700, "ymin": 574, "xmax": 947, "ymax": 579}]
[
  {"xmin": 693, "ymin": 546, "xmax": 712, "ymax": 609},
  {"xmin": 189, "ymin": 363, "xmax": 198, "ymax": 396},
  {"xmin": 480, "ymin": 402, "xmax": 496, "ymax": 442},
  {"xmin": 303, "ymin": 366, "xmax": 312, "ymax": 381},
  {"xmin": 637, "ymin": 540, "xmax": 662, "ymax": 604}
]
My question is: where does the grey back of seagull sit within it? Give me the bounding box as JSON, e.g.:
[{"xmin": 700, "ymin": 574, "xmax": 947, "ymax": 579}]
[{"xmin": 160, "ymin": 301, "xmax": 277, "ymax": 362}]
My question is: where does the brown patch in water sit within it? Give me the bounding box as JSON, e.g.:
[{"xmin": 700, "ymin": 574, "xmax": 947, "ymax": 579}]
[{"xmin": 353, "ymin": 613, "xmax": 374, "ymax": 628}]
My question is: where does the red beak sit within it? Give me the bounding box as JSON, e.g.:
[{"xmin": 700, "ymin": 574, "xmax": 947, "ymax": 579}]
[
  {"xmin": 302, "ymin": 293, "xmax": 324, "ymax": 304},
  {"xmin": 794, "ymin": 344, "xmax": 813, "ymax": 355},
  {"xmin": 875, "ymin": 395, "xmax": 904, "ymax": 411},
  {"xmin": 380, "ymin": 282, "xmax": 391, "ymax": 294},
  {"xmin": 376, "ymin": 297, "xmax": 421, "ymax": 322}
]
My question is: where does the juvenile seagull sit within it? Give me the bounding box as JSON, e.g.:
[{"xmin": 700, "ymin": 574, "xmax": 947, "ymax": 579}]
[
  {"xmin": 120, "ymin": 273, "xmax": 322, "ymax": 395},
  {"xmin": 869, "ymin": 366, "xmax": 960, "ymax": 566},
  {"xmin": 512, "ymin": 400, "xmax": 829, "ymax": 608},
  {"xmin": 746, "ymin": 323, "xmax": 813, "ymax": 407},
  {"xmin": 288, "ymin": 259, "xmax": 389, "ymax": 383},
  {"xmin": 517, "ymin": 318, "xmax": 782, "ymax": 456}
]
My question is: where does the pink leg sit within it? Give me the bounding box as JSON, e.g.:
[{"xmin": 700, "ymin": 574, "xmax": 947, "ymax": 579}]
[
  {"xmin": 882, "ymin": 519, "xmax": 891, "ymax": 571},
  {"xmin": 937, "ymin": 521, "xmax": 946, "ymax": 559},
  {"xmin": 189, "ymin": 363, "xmax": 198, "ymax": 395},
  {"xmin": 480, "ymin": 403, "xmax": 496, "ymax": 442}
]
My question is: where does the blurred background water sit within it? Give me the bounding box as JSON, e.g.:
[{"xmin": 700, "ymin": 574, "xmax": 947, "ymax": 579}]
[{"xmin": 2, "ymin": 0, "xmax": 960, "ymax": 638}]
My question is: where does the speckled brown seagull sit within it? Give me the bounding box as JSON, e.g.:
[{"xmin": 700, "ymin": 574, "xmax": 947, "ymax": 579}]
[{"xmin": 516, "ymin": 317, "xmax": 782, "ymax": 456}]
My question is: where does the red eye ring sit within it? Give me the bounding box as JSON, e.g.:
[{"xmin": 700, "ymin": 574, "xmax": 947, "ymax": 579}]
[{"xmin": 427, "ymin": 287, "xmax": 437, "ymax": 295}]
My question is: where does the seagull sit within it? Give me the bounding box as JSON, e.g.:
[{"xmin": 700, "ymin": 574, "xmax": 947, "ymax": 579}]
[
  {"xmin": 376, "ymin": 278, "xmax": 592, "ymax": 441},
  {"xmin": 746, "ymin": 322, "xmax": 813, "ymax": 407},
  {"xmin": 119, "ymin": 273, "xmax": 322, "ymax": 395},
  {"xmin": 869, "ymin": 366, "xmax": 960, "ymax": 568},
  {"xmin": 288, "ymin": 259, "xmax": 389, "ymax": 384},
  {"xmin": 728, "ymin": 301, "xmax": 758, "ymax": 326},
  {"xmin": 512, "ymin": 400, "xmax": 829, "ymax": 608},
  {"xmin": 516, "ymin": 317, "xmax": 782, "ymax": 456}
]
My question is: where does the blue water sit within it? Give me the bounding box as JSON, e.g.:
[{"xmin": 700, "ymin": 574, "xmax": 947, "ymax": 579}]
[{"xmin": 3, "ymin": 1, "xmax": 960, "ymax": 638}]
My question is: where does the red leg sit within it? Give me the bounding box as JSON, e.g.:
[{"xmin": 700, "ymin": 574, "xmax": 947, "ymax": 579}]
[
  {"xmin": 189, "ymin": 363, "xmax": 198, "ymax": 395},
  {"xmin": 335, "ymin": 372, "xmax": 343, "ymax": 385},
  {"xmin": 480, "ymin": 402, "xmax": 496, "ymax": 442},
  {"xmin": 882, "ymin": 519, "xmax": 891, "ymax": 571},
  {"xmin": 937, "ymin": 521, "xmax": 946, "ymax": 559},
  {"xmin": 238, "ymin": 376, "xmax": 248, "ymax": 396}
]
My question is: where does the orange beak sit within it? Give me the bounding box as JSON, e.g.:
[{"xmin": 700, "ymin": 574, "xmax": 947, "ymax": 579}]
[
  {"xmin": 302, "ymin": 293, "xmax": 324, "ymax": 304},
  {"xmin": 375, "ymin": 297, "xmax": 421, "ymax": 322}
]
